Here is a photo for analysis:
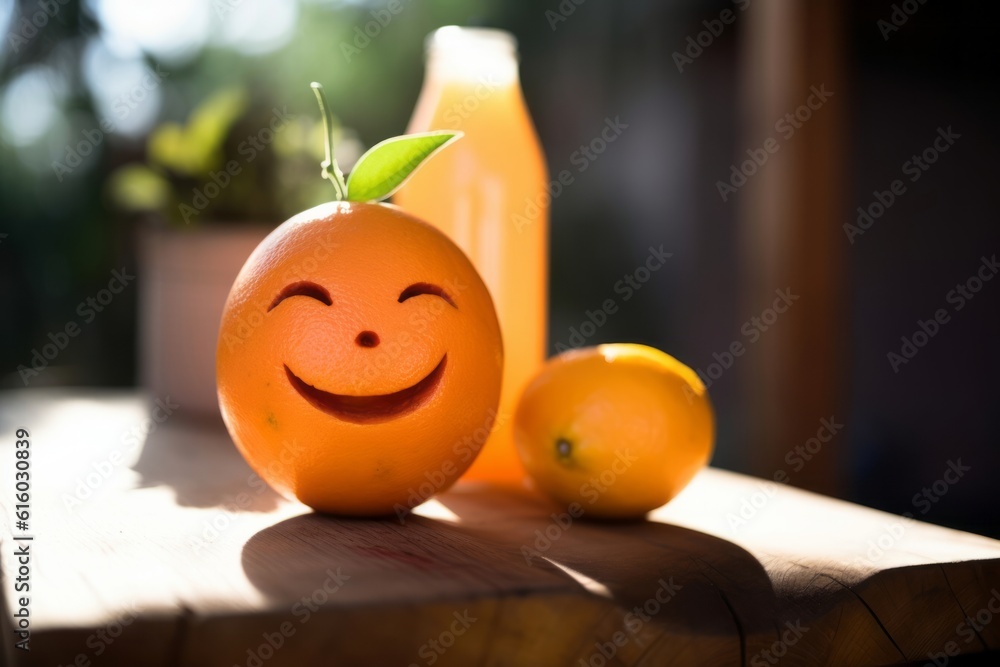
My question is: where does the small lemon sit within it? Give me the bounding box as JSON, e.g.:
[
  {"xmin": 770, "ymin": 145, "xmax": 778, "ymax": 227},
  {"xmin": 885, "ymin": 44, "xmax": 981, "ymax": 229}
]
[{"xmin": 514, "ymin": 343, "xmax": 714, "ymax": 519}]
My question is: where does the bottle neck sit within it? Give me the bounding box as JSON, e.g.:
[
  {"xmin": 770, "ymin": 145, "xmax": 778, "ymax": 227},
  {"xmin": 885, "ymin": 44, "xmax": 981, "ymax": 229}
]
[{"xmin": 423, "ymin": 27, "xmax": 520, "ymax": 90}]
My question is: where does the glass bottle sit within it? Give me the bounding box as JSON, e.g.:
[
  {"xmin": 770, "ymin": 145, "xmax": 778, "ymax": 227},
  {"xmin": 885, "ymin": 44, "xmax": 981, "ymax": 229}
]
[{"xmin": 395, "ymin": 26, "xmax": 549, "ymax": 483}]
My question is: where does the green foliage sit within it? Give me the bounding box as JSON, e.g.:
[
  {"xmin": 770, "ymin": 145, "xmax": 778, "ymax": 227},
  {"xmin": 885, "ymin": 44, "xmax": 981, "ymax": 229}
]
[
  {"xmin": 147, "ymin": 87, "xmax": 247, "ymax": 176},
  {"xmin": 13, "ymin": 0, "xmax": 513, "ymax": 229}
]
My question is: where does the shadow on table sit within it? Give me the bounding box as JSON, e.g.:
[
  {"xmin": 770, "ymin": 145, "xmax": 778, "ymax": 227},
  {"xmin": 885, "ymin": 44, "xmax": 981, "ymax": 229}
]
[
  {"xmin": 240, "ymin": 484, "xmax": 782, "ymax": 651},
  {"xmin": 130, "ymin": 416, "xmax": 283, "ymax": 512}
]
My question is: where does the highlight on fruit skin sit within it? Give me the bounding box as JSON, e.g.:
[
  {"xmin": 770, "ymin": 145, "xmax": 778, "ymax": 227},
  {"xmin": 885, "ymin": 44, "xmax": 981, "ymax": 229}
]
[{"xmin": 513, "ymin": 343, "xmax": 715, "ymax": 519}]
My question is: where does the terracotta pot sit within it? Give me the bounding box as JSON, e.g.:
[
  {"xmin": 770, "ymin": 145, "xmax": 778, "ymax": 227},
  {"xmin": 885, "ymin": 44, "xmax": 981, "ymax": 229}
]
[{"xmin": 139, "ymin": 225, "xmax": 271, "ymax": 417}]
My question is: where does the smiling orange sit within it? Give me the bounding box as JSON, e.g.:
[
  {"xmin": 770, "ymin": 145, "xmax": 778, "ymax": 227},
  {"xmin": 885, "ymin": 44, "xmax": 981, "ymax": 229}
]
[{"xmin": 216, "ymin": 201, "xmax": 503, "ymax": 516}]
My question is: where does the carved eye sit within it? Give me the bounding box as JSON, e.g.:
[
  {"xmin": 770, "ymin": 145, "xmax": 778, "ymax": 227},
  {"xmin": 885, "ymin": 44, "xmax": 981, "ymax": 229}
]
[
  {"xmin": 398, "ymin": 282, "xmax": 456, "ymax": 308},
  {"xmin": 268, "ymin": 281, "xmax": 333, "ymax": 312}
]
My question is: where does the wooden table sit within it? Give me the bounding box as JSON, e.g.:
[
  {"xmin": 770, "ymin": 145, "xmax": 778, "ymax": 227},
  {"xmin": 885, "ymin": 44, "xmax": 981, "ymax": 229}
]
[{"xmin": 1, "ymin": 390, "xmax": 999, "ymax": 666}]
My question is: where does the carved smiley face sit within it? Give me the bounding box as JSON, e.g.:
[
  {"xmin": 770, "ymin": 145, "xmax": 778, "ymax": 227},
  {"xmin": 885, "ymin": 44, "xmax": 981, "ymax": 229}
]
[
  {"xmin": 216, "ymin": 202, "xmax": 503, "ymax": 515},
  {"xmin": 273, "ymin": 280, "xmax": 452, "ymax": 424}
]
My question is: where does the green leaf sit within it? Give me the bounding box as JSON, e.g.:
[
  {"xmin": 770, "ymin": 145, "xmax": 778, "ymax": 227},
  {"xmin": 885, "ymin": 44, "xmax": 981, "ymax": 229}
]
[{"xmin": 346, "ymin": 131, "xmax": 462, "ymax": 203}]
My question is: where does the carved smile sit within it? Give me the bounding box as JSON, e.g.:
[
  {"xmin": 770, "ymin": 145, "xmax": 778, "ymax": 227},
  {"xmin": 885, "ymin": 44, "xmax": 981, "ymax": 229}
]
[{"xmin": 284, "ymin": 356, "xmax": 447, "ymax": 424}]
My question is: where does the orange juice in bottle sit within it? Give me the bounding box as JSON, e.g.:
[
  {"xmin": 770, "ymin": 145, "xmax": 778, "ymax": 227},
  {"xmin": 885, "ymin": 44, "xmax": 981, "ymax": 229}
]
[{"xmin": 395, "ymin": 27, "xmax": 548, "ymax": 483}]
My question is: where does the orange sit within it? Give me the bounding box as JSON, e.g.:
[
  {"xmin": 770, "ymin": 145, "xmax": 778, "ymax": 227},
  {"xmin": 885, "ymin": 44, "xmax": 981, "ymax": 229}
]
[
  {"xmin": 216, "ymin": 201, "xmax": 503, "ymax": 516},
  {"xmin": 513, "ymin": 343, "xmax": 714, "ymax": 519}
]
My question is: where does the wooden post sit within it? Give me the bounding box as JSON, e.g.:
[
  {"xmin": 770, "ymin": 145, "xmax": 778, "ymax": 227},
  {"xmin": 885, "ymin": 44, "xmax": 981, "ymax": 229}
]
[{"xmin": 738, "ymin": 0, "xmax": 848, "ymax": 495}]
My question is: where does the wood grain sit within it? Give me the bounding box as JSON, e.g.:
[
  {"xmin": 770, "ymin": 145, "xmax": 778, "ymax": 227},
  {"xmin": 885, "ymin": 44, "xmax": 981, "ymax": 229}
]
[{"xmin": 1, "ymin": 390, "xmax": 998, "ymax": 666}]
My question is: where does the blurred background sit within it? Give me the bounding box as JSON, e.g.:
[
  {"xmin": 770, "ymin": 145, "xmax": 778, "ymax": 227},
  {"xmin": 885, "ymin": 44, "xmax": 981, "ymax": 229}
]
[{"xmin": 1, "ymin": 0, "xmax": 997, "ymax": 536}]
